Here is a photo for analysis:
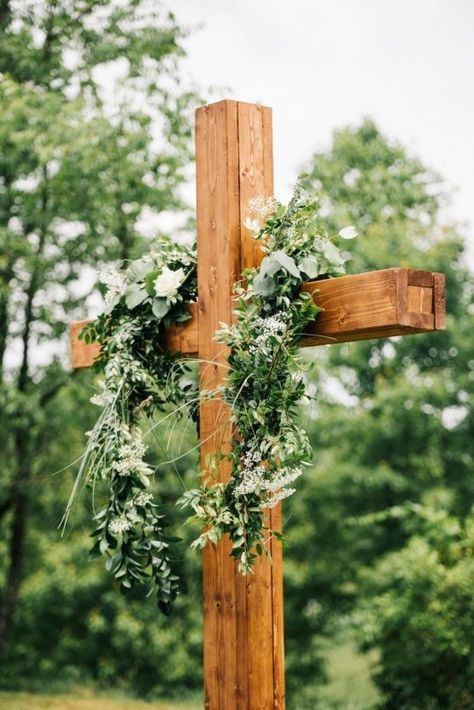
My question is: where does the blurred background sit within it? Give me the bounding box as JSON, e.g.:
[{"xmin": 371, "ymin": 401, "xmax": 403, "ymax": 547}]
[{"xmin": 0, "ymin": 1, "xmax": 473, "ymax": 708}]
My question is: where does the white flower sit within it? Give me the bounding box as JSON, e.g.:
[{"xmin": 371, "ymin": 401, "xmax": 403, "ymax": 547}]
[
  {"xmin": 98, "ymin": 265, "xmax": 126, "ymax": 306},
  {"xmin": 338, "ymin": 225, "xmax": 358, "ymax": 240},
  {"xmin": 134, "ymin": 492, "xmax": 153, "ymax": 507},
  {"xmin": 248, "ymin": 195, "xmax": 277, "ymax": 220},
  {"xmin": 249, "ymin": 314, "xmax": 288, "ymax": 354},
  {"xmin": 153, "ymin": 266, "xmax": 185, "ymax": 299},
  {"xmin": 264, "ymin": 487, "xmax": 297, "ymax": 509},
  {"xmin": 244, "ymin": 195, "xmax": 277, "ymax": 234},
  {"xmin": 109, "ymin": 515, "xmax": 132, "ymax": 534}
]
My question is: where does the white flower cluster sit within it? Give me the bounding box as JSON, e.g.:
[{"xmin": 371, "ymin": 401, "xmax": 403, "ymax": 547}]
[
  {"xmin": 234, "ymin": 450, "xmax": 266, "ymax": 495},
  {"xmin": 235, "ymin": 449, "xmax": 302, "ymax": 501},
  {"xmin": 90, "ymin": 382, "xmax": 113, "ymax": 407},
  {"xmin": 134, "ymin": 492, "xmax": 153, "ymax": 507},
  {"xmin": 264, "ymin": 487, "xmax": 297, "ymax": 509},
  {"xmin": 113, "ymin": 428, "xmax": 153, "ymax": 478},
  {"xmin": 249, "ymin": 313, "xmax": 287, "ymax": 354},
  {"xmin": 244, "ymin": 195, "xmax": 277, "ymax": 233},
  {"xmin": 98, "ymin": 265, "xmax": 126, "ymax": 307},
  {"xmin": 108, "ymin": 515, "xmax": 132, "ymax": 534},
  {"xmin": 263, "ymin": 466, "xmax": 302, "ymax": 492},
  {"xmin": 247, "ymin": 195, "xmax": 277, "ymax": 220}
]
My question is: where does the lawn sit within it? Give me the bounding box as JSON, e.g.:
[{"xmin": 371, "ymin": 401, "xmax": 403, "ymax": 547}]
[
  {"xmin": 0, "ymin": 637, "xmax": 378, "ymax": 710},
  {"xmin": 319, "ymin": 635, "xmax": 380, "ymax": 709},
  {"xmin": 0, "ymin": 692, "xmax": 200, "ymax": 710}
]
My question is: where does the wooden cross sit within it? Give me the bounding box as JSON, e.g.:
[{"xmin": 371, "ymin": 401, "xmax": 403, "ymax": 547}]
[{"xmin": 71, "ymin": 100, "xmax": 445, "ymax": 710}]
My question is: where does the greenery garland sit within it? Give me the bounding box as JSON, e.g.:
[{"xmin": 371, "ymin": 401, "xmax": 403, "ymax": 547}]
[{"xmin": 69, "ymin": 179, "xmax": 357, "ymax": 612}]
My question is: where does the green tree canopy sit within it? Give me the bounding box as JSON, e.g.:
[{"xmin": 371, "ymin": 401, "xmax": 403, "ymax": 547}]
[{"xmin": 0, "ymin": 0, "xmax": 199, "ymax": 662}]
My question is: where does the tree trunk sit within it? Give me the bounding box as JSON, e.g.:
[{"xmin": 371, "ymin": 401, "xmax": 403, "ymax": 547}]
[{"xmin": 0, "ymin": 445, "xmax": 30, "ymax": 661}]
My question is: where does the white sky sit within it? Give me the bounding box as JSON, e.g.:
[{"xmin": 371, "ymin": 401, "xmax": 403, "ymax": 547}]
[{"xmin": 172, "ymin": 0, "xmax": 474, "ymax": 249}]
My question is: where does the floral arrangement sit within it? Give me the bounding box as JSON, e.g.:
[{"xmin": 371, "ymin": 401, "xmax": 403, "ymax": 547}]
[{"xmin": 68, "ymin": 179, "xmax": 357, "ymax": 612}]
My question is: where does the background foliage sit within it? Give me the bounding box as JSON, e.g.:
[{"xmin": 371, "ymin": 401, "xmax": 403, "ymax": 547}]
[{"xmin": 1, "ymin": 2, "xmax": 473, "ymax": 708}]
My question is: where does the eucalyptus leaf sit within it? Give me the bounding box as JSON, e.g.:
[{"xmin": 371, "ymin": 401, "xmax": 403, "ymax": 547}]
[
  {"xmin": 298, "ymin": 255, "xmax": 320, "ymax": 279},
  {"xmin": 273, "ymin": 250, "xmax": 301, "ymax": 278},
  {"xmin": 125, "ymin": 284, "xmax": 148, "ymax": 309},
  {"xmin": 253, "ymin": 273, "xmax": 276, "ymax": 296},
  {"xmin": 126, "ymin": 259, "xmax": 153, "ymax": 282},
  {"xmin": 259, "ymin": 254, "xmax": 282, "ymax": 278},
  {"xmin": 152, "ymin": 298, "xmax": 170, "ymax": 319}
]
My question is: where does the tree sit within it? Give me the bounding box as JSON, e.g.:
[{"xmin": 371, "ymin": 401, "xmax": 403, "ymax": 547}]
[
  {"xmin": 284, "ymin": 120, "xmax": 472, "ymax": 708},
  {"xmin": 0, "ymin": 0, "xmax": 199, "ymax": 661}
]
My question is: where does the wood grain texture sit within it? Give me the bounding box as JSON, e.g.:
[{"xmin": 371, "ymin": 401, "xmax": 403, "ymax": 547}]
[
  {"xmin": 300, "ymin": 268, "xmax": 446, "ymax": 347},
  {"xmin": 196, "ymin": 100, "xmax": 241, "ymax": 710},
  {"xmin": 70, "ymin": 304, "xmax": 199, "ymax": 369},
  {"xmin": 70, "ymin": 320, "xmax": 100, "ymax": 369},
  {"xmin": 71, "ymin": 268, "xmax": 445, "ymax": 370},
  {"xmin": 237, "ymin": 101, "xmax": 284, "ymax": 710},
  {"xmin": 197, "ymin": 100, "xmax": 284, "ymax": 710}
]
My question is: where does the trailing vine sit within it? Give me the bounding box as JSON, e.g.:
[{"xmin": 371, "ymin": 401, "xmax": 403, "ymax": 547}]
[
  {"xmin": 179, "ymin": 180, "xmax": 357, "ymax": 572},
  {"xmin": 65, "ymin": 238, "xmax": 198, "ymax": 614},
  {"xmin": 68, "ymin": 178, "xmax": 357, "ymax": 612}
]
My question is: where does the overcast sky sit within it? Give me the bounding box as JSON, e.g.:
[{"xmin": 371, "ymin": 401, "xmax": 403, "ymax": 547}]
[{"xmin": 172, "ymin": 0, "xmax": 474, "ymax": 247}]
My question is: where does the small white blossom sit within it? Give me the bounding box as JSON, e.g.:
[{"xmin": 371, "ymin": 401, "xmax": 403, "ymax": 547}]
[
  {"xmin": 263, "ymin": 466, "xmax": 303, "ymax": 492},
  {"xmin": 134, "ymin": 492, "xmax": 153, "ymax": 507},
  {"xmin": 338, "ymin": 225, "xmax": 358, "ymax": 240},
  {"xmin": 90, "ymin": 384, "xmax": 113, "ymax": 407},
  {"xmin": 109, "ymin": 515, "xmax": 132, "ymax": 534},
  {"xmin": 154, "ymin": 266, "xmax": 185, "ymax": 299},
  {"xmin": 126, "ymin": 506, "xmax": 140, "ymax": 524},
  {"xmin": 245, "ymin": 195, "xmax": 277, "ymax": 234},
  {"xmin": 98, "ymin": 265, "xmax": 126, "ymax": 306},
  {"xmin": 264, "ymin": 487, "xmax": 297, "ymax": 509},
  {"xmin": 247, "ymin": 195, "xmax": 277, "ymax": 220},
  {"xmin": 249, "ymin": 314, "xmax": 288, "ymax": 354},
  {"xmin": 113, "ymin": 429, "xmax": 153, "ymax": 478}
]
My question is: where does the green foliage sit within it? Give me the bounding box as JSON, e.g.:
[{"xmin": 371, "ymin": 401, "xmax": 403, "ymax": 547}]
[
  {"xmin": 67, "ymin": 239, "xmax": 198, "ymax": 613},
  {"xmin": 356, "ymin": 510, "xmax": 474, "ymax": 709},
  {"xmin": 0, "ymin": 0, "xmax": 200, "ymax": 681},
  {"xmin": 180, "ymin": 185, "xmax": 355, "ymax": 572},
  {"xmin": 284, "ymin": 120, "xmax": 473, "ymax": 708}
]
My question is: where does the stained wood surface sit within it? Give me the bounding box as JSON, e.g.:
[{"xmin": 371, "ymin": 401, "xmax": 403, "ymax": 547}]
[
  {"xmin": 300, "ymin": 267, "xmax": 445, "ymax": 347},
  {"xmin": 196, "ymin": 100, "xmax": 284, "ymax": 710},
  {"xmin": 70, "ymin": 303, "xmax": 199, "ymax": 369}
]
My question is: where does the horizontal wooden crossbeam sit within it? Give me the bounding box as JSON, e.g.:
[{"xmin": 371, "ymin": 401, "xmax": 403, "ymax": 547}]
[
  {"xmin": 300, "ymin": 267, "xmax": 445, "ymax": 346},
  {"xmin": 70, "ymin": 267, "xmax": 445, "ymax": 369}
]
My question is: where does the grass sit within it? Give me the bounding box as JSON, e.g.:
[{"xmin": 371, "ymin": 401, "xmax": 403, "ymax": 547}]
[
  {"xmin": 0, "ymin": 637, "xmax": 378, "ymax": 710},
  {"xmin": 318, "ymin": 634, "xmax": 380, "ymax": 709},
  {"xmin": 0, "ymin": 691, "xmax": 200, "ymax": 710}
]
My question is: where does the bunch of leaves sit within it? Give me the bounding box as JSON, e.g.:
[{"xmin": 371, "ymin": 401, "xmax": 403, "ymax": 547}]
[
  {"xmin": 179, "ymin": 180, "xmax": 357, "ymax": 572},
  {"xmin": 355, "ymin": 505, "xmax": 474, "ymax": 709},
  {"xmin": 65, "ymin": 236, "xmax": 198, "ymax": 614}
]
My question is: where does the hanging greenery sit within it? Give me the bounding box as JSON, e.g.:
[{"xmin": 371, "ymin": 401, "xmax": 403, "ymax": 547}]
[{"xmin": 68, "ymin": 179, "xmax": 357, "ymax": 612}]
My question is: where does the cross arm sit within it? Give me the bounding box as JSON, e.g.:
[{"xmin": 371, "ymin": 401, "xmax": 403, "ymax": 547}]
[
  {"xmin": 300, "ymin": 267, "xmax": 445, "ymax": 347},
  {"xmin": 70, "ymin": 302, "xmax": 199, "ymax": 369},
  {"xmin": 70, "ymin": 267, "xmax": 445, "ymax": 369}
]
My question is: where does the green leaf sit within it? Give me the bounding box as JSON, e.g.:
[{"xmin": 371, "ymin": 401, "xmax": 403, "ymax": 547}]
[
  {"xmin": 298, "ymin": 255, "xmax": 320, "ymax": 279},
  {"xmin": 253, "ymin": 273, "xmax": 276, "ymax": 296},
  {"xmin": 125, "ymin": 284, "xmax": 148, "ymax": 309},
  {"xmin": 273, "ymin": 250, "xmax": 301, "ymax": 278},
  {"xmin": 126, "ymin": 258, "xmax": 153, "ymax": 281},
  {"xmin": 152, "ymin": 298, "xmax": 170, "ymax": 319}
]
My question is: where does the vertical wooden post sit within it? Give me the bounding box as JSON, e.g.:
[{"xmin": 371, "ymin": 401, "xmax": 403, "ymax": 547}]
[{"xmin": 196, "ymin": 100, "xmax": 285, "ymax": 710}]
